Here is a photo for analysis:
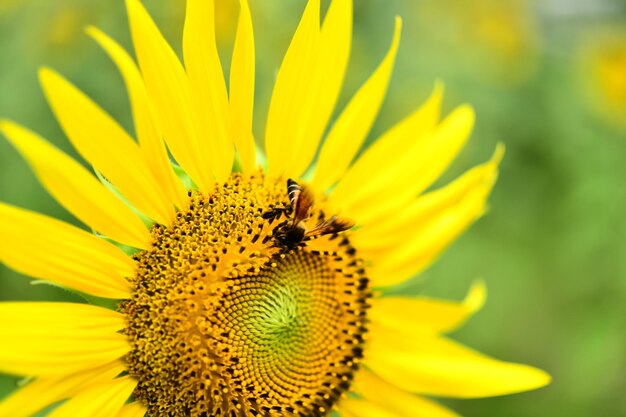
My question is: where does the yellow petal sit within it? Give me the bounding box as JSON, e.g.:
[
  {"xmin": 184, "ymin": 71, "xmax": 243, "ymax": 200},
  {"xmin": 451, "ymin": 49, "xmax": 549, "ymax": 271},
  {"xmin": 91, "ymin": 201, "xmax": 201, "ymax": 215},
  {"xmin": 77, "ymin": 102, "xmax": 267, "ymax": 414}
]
[
  {"xmin": 313, "ymin": 17, "xmax": 401, "ymax": 192},
  {"xmin": 0, "ymin": 303, "xmax": 129, "ymax": 377},
  {"xmin": 86, "ymin": 26, "xmax": 187, "ymax": 210},
  {"xmin": 230, "ymin": 0, "xmax": 256, "ymax": 173},
  {"xmin": 115, "ymin": 402, "xmax": 147, "ymax": 417},
  {"xmin": 358, "ymin": 105, "xmax": 474, "ymax": 225},
  {"xmin": 403, "ymin": 105, "xmax": 476, "ymax": 195},
  {"xmin": 126, "ymin": 0, "xmax": 213, "ymax": 191},
  {"xmin": 48, "ymin": 376, "xmax": 137, "ymax": 417},
  {"xmin": 0, "ymin": 361, "xmax": 125, "ymax": 417},
  {"xmin": 357, "ymin": 145, "xmax": 503, "ymax": 287},
  {"xmin": 328, "ymin": 82, "xmax": 442, "ymax": 209},
  {"xmin": 368, "ymin": 281, "xmax": 486, "ymax": 335},
  {"xmin": 0, "ymin": 120, "xmax": 150, "ymax": 249},
  {"xmin": 183, "ymin": 0, "xmax": 234, "ymax": 182},
  {"xmin": 333, "ymin": 103, "xmax": 473, "ymax": 226},
  {"xmin": 354, "ymin": 145, "xmax": 498, "ymax": 244},
  {"xmin": 0, "ymin": 203, "xmax": 133, "ymax": 299},
  {"xmin": 39, "ymin": 67, "xmax": 175, "ymax": 225},
  {"xmin": 339, "ymin": 397, "xmax": 400, "ymax": 417},
  {"xmin": 285, "ymin": 0, "xmax": 353, "ymax": 178},
  {"xmin": 265, "ymin": 0, "xmax": 320, "ymax": 178},
  {"xmin": 366, "ymin": 330, "xmax": 551, "ymax": 398},
  {"xmin": 353, "ymin": 368, "xmax": 461, "ymax": 417}
]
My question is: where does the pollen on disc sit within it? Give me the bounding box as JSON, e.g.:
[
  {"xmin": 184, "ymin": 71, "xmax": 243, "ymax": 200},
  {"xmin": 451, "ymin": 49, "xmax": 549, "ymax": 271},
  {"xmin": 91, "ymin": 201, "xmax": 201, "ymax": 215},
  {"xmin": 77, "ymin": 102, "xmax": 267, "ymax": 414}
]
[{"xmin": 122, "ymin": 173, "xmax": 370, "ymax": 417}]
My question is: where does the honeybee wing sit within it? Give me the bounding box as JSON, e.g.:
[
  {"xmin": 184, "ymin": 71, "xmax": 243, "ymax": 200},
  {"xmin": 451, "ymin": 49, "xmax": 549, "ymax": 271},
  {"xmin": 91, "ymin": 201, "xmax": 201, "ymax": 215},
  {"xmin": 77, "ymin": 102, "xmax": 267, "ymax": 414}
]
[
  {"xmin": 287, "ymin": 179, "xmax": 314, "ymax": 225},
  {"xmin": 305, "ymin": 216, "xmax": 355, "ymax": 238}
]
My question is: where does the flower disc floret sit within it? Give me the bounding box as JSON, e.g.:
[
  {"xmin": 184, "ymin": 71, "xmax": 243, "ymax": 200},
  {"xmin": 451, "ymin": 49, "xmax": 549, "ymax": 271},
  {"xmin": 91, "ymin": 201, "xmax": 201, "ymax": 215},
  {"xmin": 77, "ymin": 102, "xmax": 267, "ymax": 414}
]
[{"xmin": 123, "ymin": 173, "xmax": 370, "ymax": 416}]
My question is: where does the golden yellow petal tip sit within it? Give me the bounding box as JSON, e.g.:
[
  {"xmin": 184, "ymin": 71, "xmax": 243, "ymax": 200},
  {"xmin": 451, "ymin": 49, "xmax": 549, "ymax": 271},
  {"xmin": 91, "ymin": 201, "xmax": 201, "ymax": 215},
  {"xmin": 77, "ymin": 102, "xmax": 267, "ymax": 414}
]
[
  {"xmin": 455, "ymin": 104, "xmax": 476, "ymax": 126},
  {"xmin": 513, "ymin": 364, "xmax": 552, "ymax": 394},
  {"xmin": 84, "ymin": 25, "xmax": 100, "ymax": 38},
  {"xmin": 37, "ymin": 66, "xmax": 50, "ymax": 78},
  {"xmin": 393, "ymin": 16, "xmax": 403, "ymax": 33},
  {"xmin": 383, "ymin": 17, "xmax": 401, "ymax": 56},
  {"xmin": 492, "ymin": 142, "xmax": 506, "ymax": 164},
  {"xmin": 389, "ymin": 17, "xmax": 402, "ymax": 46},
  {"xmin": 37, "ymin": 66, "xmax": 58, "ymax": 87},
  {"xmin": 465, "ymin": 279, "xmax": 487, "ymax": 313},
  {"xmin": 0, "ymin": 120, "xmax": 23, "ymax": 140},
  {"xmin": 0, "ymin": 122, "xmax": 11, "ymax": 143},
  {"xmin": 0, "ymin": 119, "xmax": 10, "ymax": 131},
  {"xmin": 432, "ymin": 78, "xmax": 446, "ymax": 97},
  {"xmin": 538, "ymin": 368, "xmax": 552, "ymax": 387}
]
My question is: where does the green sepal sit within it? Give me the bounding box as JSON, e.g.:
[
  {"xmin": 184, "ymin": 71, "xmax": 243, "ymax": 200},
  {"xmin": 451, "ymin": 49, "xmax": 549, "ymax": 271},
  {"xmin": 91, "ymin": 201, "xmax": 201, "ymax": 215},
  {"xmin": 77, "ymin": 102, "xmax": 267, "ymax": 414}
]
[
  {"xmin": 255, "ymin": 143, "xmax": 267, "ymax": 171},
  {"xmin": 16, "ymin": 376, "xmax": 34, "ymax": 388},
  {"xmin": 79, "ymin": 292, "xmax": 120, "ymax": 311},
  {"xmin": 172, "ymin": 163, "xmax": 197, "ymax": 190},
  {"xmin": 96, "ymin": 234, "xmax": 141, "ymax": 257},
  {"xmin": 33, "ymin": 402, "xmax": 61, "ymax": 417},
  {"xmin": 232, "ymin": 153, "xmax": 243, "ymax": 173},
  {"xmin": 30, "ymin": 279, "xmax": 68, "ymax": 289}
]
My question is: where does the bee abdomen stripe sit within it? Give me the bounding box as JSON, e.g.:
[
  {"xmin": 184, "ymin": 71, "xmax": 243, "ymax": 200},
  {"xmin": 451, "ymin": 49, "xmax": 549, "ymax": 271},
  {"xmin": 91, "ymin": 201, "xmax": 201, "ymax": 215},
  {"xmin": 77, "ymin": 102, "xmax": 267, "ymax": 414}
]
[{"xmin": 287, "ymin": 179, "xmax": 302, "ymax": 206}]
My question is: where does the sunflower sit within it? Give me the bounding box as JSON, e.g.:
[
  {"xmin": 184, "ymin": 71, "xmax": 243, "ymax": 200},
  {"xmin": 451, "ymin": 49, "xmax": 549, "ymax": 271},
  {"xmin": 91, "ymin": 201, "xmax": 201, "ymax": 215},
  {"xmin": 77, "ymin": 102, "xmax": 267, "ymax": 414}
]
[{"xmin": 0, "ymin": 0, "xmax": 549, "ymax": 416}]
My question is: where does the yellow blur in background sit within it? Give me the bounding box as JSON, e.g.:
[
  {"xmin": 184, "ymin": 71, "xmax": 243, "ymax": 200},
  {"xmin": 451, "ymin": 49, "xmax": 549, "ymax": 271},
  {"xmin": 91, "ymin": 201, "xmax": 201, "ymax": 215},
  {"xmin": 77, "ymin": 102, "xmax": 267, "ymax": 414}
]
[
  {"xmin": 583, "ymin": 31, "xmax": 626, "ymax": 128},
  {"xmin": 1, "ymin": 1, "xmax": 625, "ymax": 416}
]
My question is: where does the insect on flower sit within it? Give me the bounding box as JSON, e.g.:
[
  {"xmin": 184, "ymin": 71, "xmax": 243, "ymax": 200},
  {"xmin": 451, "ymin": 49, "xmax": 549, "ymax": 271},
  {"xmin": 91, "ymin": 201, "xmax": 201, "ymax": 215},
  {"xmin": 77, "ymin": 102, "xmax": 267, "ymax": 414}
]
[{"xmin": 264, "ymin": 179, "xmax": 355, "ymax": 249}]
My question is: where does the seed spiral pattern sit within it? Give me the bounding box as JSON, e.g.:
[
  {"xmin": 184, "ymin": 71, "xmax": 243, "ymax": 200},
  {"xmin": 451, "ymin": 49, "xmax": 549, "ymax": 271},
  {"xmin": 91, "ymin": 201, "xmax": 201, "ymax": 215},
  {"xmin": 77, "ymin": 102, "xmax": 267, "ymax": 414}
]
[{"xmin": 122, "ymin": 173, "xmax": 370, "ymax": 416}]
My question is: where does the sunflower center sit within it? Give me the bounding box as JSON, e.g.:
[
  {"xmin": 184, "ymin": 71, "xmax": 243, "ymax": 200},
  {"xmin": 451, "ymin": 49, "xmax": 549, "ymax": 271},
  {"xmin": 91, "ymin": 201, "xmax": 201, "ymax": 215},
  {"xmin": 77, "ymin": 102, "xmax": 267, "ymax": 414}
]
[{"xmin": 122, "ymin": 173, "xmax": 370, "ymax": 417}]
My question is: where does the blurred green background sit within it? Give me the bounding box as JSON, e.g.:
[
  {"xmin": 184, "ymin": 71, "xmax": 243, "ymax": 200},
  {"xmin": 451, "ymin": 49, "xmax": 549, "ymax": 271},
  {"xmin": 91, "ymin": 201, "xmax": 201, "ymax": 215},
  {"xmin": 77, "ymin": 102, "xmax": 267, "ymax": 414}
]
[{"xmin": 1, "ymin": 0, "xmax": 625, "ymax": 416}]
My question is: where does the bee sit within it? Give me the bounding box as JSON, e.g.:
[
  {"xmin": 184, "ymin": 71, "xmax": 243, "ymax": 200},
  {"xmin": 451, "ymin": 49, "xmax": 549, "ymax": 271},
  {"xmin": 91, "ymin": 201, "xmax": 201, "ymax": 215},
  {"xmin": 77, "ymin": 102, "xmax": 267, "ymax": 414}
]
[{"xmin": 263, "ymin": 179, "xmax": 355, "ymax": 249}]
